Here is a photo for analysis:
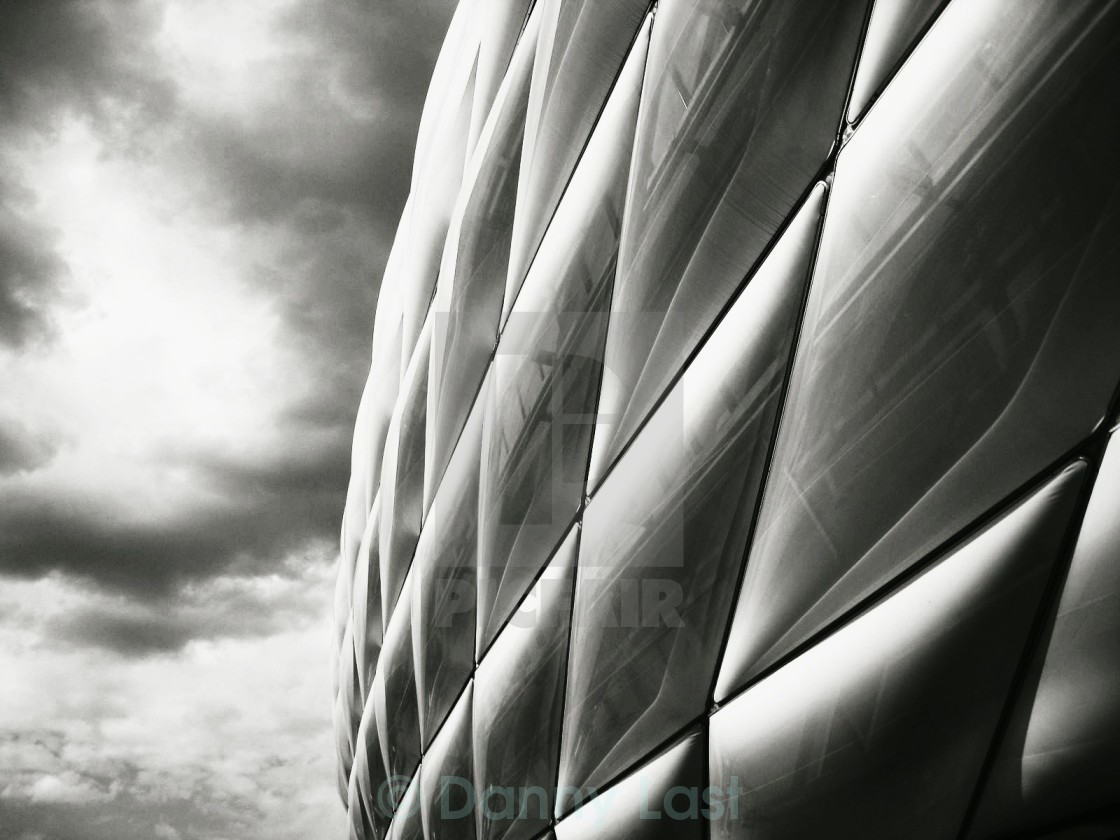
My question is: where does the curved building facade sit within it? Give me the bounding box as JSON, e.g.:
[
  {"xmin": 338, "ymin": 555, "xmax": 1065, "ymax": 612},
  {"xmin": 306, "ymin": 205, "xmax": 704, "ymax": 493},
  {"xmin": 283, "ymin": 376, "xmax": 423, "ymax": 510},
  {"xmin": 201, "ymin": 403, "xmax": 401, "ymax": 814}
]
[{"xmin": 332, "ymin": 1, "xmax": 1120, "ymax": 838}]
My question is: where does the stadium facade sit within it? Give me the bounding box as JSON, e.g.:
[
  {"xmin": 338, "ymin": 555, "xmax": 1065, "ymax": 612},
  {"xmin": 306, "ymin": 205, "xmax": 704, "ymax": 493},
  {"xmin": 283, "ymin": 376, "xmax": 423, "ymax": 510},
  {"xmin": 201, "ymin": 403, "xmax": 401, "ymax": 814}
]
[{"xmin": 332, "ymin": 0, "xmax": 1120, "ymax": 837}]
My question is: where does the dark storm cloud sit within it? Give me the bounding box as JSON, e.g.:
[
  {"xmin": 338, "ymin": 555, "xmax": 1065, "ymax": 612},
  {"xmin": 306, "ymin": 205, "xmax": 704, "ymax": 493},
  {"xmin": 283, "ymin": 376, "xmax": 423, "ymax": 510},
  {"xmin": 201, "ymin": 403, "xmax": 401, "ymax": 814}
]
[
  {"xmin": 0, "ymin": 0, "xmax": 165, "ymax": 347},
  {"xmin": 0, "ymin": 193, "xmax": 66, "ymax": 349},
  {"xmin": 0, "ymin": 415, "xmax": 62, "ymax": 476},
  {"xmin": 0, "ymin": 444, "xmax": 348, "ymax": 596},
  {"xmin": 0, "ymin": 0, "xmax": 170, "ymax": 126},
  {"xmin": 45, "ymin": 563, "xmax": 332, "ymax": 656},
  {"xmin": 0, "ymin": 0, "xmax": 456, "ymax": 598}
]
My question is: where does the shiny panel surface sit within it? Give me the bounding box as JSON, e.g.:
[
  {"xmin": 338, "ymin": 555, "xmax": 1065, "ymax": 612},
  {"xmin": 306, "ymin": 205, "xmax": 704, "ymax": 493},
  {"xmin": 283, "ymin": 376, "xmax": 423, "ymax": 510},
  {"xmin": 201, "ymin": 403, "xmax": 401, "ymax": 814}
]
[
  {"xmin": 474, "ymin": 544, "xmax": 575, "ymax": 840},
  {"xmin": 477, "ymin": 19, "xmax": 649, "ymax": 651},
  {"xmin": 559, "ymin": 187, "xmax": 823, "ymax": 794},
  {"xmin": 414, "ymin": 378, "xmax": 486, "ymax": 747},
  {"xmin": 588, "ymin": 0, "xmax": 867, "ymax": 487},
  {"xmin": 470, "ymin": 0, "xmax": 537, "ymax": 153},
  {"xmin": 376, "ymin": 569, "xmax": 421, "ymax": 793},
  {"xmin": 387, "ymin": 770, "xmax": 426, "ymax": 840},
  {"xmin": 846, "ymin": 0, "xmax": 946, "ymax": 121},
  {"xmin": 970, "ymin": 436, "xmax": 1120, "ymax": 837},
  {"xmin": 401, "ymin": 2, "xmax": 481, "ymax": 361},
  {"xmin": 420, "ymin": 684, "xmax": 475, "ymax": 840},
  {"xmin": 427, "ymin": 11, "xmax": 540, "ymax": 508},
  {"xmin": 505, "ymin": 0, "xmax": 651, "ymax": 312},
  {"xmin": 709, "ymin": 464, "xmax": 1084, "ymax": 840},
  {"xmin": 356, "ymin": 691, "xmax": 393, "ymax": 840},
  {"xmin": 381, "ymin": 319, "xmax": 433, "ymax": 627},
  {"xmin": 354, "ymin": 494, "xmax": 384, "ymax": 703},
  {"xmin": 340, "ymin": 621, "xmax": 363, "ymax": 762},
  {"xmin": 554, "ymin": 729, "xmax": 704, "ymax": 837},
  {"xmin": 348, "ymin": 763, "xmax": 369, "ymax": 840},
  {"xmin": 719, "ymin": 0, "xmax": 1120, "ymax": 698}
]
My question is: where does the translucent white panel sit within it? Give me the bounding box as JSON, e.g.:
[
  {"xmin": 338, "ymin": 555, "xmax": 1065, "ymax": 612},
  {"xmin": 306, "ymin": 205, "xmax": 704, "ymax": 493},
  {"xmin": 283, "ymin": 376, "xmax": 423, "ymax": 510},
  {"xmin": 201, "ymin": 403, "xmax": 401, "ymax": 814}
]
[
  {"xmin": 586, "ymin": 0, "xmax": 867, "ymax": 488},
  {"xmin": 380, "ymin": 317, "xmax": 434, "ymax": 628},
  {"xmin": 477, "ymin": 19, "xmax": 650, "ymax": 651},
  {"xmin": 426, "ymin": 11, "xmax": 540, "ymax": 511},
  {"xmin": 847, "ymin": 0, "xmax": 947, "ymax": 122},
  {"xmin": 348, "ymin": 757, "xmax": 371, "ymax": 840},
  {"xmin": 374, "ymin": 196, "xmax": 410, "ymax": 396},
  {"xmin": 356, "ymin": 692, "xmax": 393, "ymax": 840},
  {"xmin": 504, "ymin": 0, "xmax": 652, "ymax": 313},
  {"xmin": 339, "ymin": 203, "xmax": 412, "ymax": 609},
  {"xmin": 970, "ymin": 436, "xmax": 1120, "ymax": 837},
  {"xmin": 387, "ymin": 769, "xmax": 425, "ymax": 840},
  {"xmin": 330, "ymin": 601, "xmax": 342, "ymax": 697},
  {"xmin": 340, "ymin": 621, "xmax": 363, "ymax": 762},
  {"xmin": 400, "ymin": 56, "xmax": 479, "ymax": 365},
  {"xmin": 717, "ymin": 0, "xmax": 1120, "ymax": 698},
  {"xmin": 353, "ymin": 493, "xmax": 384, "ymax": 704},
  {"xmin": 414, "ymin": 0, "xmax": 483, "ymax": 192},
  {"xmin": 342, "ymin": 396, "xmax": 375, "ymax": 618},
  {"xmin": 420, "ymin": 683, "xmax": 474, "ymax": 840},
  {"xmin": 554, "ymin": 729, "xmax": 704, "ymax": 837},
  {"xmin": 414, "ymin": 377, "xmax": 487, "ymax": 747},
  {"xmin": 709, "ymin": 464, "xmax": 1085, "ymax": 840},
  {"xmin": 474, "ymin": 543, "xmax": 575, "ymax": 840},
  {"xmin": 375, "ymin": 569, "xmax": 421, "ymax": 793},
  {"xmin": 334, "ymin": 533, "xmax": 356, "ymax": 658},
  {"xmin": 469, "ymin": 0, "xmax": 537, "ymax": 153},
  {"xmin": 559, "ymin": 188, "xmax": 823, "ymax": 795},
  {"xmin": 353, "ymin": 198, "xmax": 413, "ymax": 519},
  {"xmin": 334, "ymin": 689, "xmax": 354, "ymax": 803}
]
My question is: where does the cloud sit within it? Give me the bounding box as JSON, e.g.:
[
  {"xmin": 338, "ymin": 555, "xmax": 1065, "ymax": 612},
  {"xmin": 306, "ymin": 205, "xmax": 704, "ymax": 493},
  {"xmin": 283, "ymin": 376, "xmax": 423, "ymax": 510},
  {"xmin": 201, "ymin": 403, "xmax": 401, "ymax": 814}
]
[
  {"xmin": 0, "ymin": 188, "xmax": 69, "ymax": 350},
  {"xmin": 0, "ymin": 0, "xmax": 455, "ymax": 603},
  {"xmin": 0, "ymin": 0, "xmax": 457, "ymax": 837},
  {"xmin": 0, "ymin": 414, "xmax": 63, "ymax": 476},
  {"xmin": 0, "ymin": 0, "xmax": 171, "ymax": 128},
  {"xmin": 0, "ymin": 571, "xmax": 346, "ymax": 840},
  {"xmin": 45, "ymin": 557, "xmax": 337, "ymax": 656}
]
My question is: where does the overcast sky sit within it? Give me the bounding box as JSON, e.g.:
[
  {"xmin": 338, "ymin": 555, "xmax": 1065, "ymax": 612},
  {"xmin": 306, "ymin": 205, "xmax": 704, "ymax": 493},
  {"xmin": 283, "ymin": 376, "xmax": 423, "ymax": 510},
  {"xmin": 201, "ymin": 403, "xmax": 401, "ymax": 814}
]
[{"xmin": 0, "ymin": 1, "xmax": 453, "ymax": 838}]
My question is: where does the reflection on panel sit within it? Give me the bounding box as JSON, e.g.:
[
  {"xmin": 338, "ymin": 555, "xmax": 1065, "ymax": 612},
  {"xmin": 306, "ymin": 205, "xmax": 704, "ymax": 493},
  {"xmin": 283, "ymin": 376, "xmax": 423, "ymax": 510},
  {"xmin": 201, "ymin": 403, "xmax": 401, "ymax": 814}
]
[
  {"xmin": 334, "ymin": 688, "xmax": 354, "ymax": 803},
  {"xmin": 554, "ymin": 729, "xmax": 704, "ymax": 837},
  {"xmin": 477, "ymin": 18, "xmax": 649, "ymax": 652},
  {"xmin": 969, "ymin": 435, "xmax": 1120, "ymax": 837},
  {"xmin": 330, "ymin": 605, "xmax": 343, "ymax": 699},
  {"xmin": 353, "ymin": 494, "xmax": 384, "ymax": 703},
  {"xmin": 709, "ymin": 464, "xmax": 1084, "ymax": 840},
  {"xmin": 587, "ymin": 0, "xmax": 867, "ymax": 487},
  {"xmin": 346, "ymin": 197, "xmax": 412, "ymax": 550},
  {"xmin": 474, "ymin": 544, "xmax": 575, "ymax": 840},
  {"xmin": 470, "ymin": 0, "xmax": 537, "ymax": 154},
  {"xmin": 421, "ymin": 684, "xmax": 475, "ymax": 840},
  {"xmin": 401, "ymin": 2, "xmax": 481, "ymax": 362},
  {"xmin": 846, "ymin": 0, "xmax": 946, "ymax": 122},
  {"xmin": 387, "ymin": 769, "xmax": 426, "ymax": 840},
  {"xmin": 348, "ymin": 762, "xmax": 369, "ymax": 840},
  {"xmin": 718, "ymin": 0, "xmax": 1120, "ymax": 698},
  {"xmin": 356, "ymin": 691, "xmax": 393, "ymax": 840},
  {"xmin": 560, "ymin": 188, "xmax": 823, "ymax": 794},
  {"xmin": 376, "ymin": 569, "xmax": 421, "ymax": 794},
  {"xmin": 414, "ymin": 378, "xmax": 486, "ymax": 747},
  {"xmin": 381, "ymin": 318, "xmax": 433, "ymax": 628},
  {"xmin": 333, "ymin": 537, "xmax": 355, "ymax": 688},
  {"xmin": 339, "ymin": 233, "xmax": 407, "ymax": 620},
  {"xmin": 340, "ymin": 622, "xmax": 363, "ymax": 764},
  {"xmin": 427, "ymin": 10, "xmax": 539, "ymax": 509},
  {"xmin": 413, "ymin": 0, "xmax": 482, "ymax": 183},
  {"xmin": 505, "ymin": 0, "xmax": 651, "ymax": 314}
]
